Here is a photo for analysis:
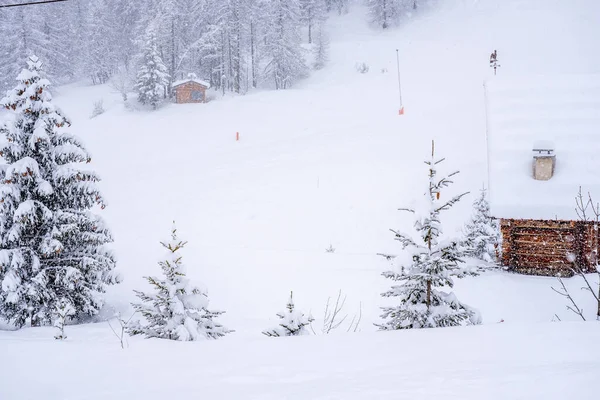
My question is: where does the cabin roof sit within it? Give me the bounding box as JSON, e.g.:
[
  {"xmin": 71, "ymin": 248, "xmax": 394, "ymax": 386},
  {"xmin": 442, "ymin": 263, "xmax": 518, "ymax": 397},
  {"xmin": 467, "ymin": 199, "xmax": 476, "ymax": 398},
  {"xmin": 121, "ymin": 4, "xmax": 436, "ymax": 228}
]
[
  {"xmin": 486, "ymin": 74, "xmax": 600, "ymax": 221},
  {"xmin": 172, "ymin": 78, "xmax": 211, "ymax": 89}
]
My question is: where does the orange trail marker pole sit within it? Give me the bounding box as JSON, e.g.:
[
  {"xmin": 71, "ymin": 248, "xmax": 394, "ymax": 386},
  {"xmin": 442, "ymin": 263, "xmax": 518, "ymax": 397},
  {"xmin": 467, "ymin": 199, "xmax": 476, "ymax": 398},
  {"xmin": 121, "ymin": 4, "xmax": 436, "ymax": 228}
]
[
  {"xmin": 236, "ymin": 132, "xmax": 239, "ymax": 141},
  {"xmin": 396, "ymin": 49, "xmax": 404, "ymax": 116}
]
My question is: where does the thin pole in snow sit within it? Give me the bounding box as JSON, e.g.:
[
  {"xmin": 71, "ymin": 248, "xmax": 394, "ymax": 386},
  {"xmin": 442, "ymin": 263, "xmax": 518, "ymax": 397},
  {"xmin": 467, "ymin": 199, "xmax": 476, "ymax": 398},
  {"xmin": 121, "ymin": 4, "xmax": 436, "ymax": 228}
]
[
  {"xmin": 0, "ymin": 0, "xmax": 69, "ymax": 8},
  {"xmin": 396, "ymin": 49, "xmax": 404, "ymax": 116}
]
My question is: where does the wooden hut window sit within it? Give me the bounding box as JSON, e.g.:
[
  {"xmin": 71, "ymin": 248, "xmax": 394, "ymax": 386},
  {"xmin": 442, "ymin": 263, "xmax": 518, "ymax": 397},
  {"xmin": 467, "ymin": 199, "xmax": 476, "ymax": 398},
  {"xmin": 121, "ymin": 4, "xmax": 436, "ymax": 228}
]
[{"xmin": 191, "ymin": 90, "xmax": 204, "ymax": 101}]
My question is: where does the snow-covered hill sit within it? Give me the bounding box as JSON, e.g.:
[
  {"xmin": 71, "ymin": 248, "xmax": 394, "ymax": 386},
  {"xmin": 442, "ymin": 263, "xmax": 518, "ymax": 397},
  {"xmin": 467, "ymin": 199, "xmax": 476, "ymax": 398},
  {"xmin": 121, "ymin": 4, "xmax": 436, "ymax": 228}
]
[{"xmin": 1, "ymin": 0, "xmax": 599, "ymax": 398}]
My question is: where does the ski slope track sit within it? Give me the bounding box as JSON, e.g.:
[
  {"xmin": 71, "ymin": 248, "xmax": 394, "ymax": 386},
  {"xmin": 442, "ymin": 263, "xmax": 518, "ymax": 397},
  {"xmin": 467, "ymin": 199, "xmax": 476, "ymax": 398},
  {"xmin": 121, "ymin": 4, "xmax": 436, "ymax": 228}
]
[{"xmin": 1, "ymin": 0, "xmax": 600, "ymax": 398}]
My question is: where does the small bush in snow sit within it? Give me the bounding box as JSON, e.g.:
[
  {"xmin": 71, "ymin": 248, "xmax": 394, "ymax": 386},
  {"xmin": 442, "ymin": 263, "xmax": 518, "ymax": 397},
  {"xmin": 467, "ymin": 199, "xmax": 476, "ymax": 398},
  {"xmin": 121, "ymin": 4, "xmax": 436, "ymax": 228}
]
[
  {"xmin": 54, "ymin": 298, "xmax": 75, "ymax": 340},
  {"xmin": 325, "ymin": 244, "xmax": 336, "ymax": 253},
  {"xmin": 311, "ymin": 290, "xmax": 362, "ymax": 334},
  {"xmin": 91, "ymin": 99, "xmax": 105, "ymax": 118},
  {"xmin": 355, "ymin": 62, "xmax": 370, "ymax": 74},
  {"xmin": 128, "ymin": 223, "xmax": 230, "ymax": 341},
  {"xmin": 263, "ymin": 292, "xmax": 314, "ymax": 337}
]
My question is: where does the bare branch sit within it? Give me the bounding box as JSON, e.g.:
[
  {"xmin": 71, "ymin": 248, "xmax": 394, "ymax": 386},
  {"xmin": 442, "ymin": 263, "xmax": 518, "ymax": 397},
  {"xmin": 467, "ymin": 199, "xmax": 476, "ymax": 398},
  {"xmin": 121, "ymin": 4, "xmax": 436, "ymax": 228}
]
[{"xmin": 551, "ymin": 277, "xmax": 586, "ymax": 321}]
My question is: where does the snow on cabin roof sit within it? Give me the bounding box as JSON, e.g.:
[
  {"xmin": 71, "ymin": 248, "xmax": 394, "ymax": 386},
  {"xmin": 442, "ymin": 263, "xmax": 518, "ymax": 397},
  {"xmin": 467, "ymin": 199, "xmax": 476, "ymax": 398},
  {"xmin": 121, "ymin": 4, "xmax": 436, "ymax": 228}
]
[
  {"xmin": 486, "ymin": 74, "xmax": 600, "ymax": 221},
  {"xmin": 172, "ymin": 78, "xmax": 211, "ymax": 89}
]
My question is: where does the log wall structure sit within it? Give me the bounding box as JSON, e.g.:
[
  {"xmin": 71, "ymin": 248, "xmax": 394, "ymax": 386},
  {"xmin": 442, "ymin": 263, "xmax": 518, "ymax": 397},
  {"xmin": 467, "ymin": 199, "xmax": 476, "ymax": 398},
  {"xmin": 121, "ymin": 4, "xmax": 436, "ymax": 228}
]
[
  {"xmin": 173, "ymin": 81, "xmax": 208, "ymax": 104},
  {"xmin": 500, "ymin": 219, "xmax": 599, "ymax": 276}
]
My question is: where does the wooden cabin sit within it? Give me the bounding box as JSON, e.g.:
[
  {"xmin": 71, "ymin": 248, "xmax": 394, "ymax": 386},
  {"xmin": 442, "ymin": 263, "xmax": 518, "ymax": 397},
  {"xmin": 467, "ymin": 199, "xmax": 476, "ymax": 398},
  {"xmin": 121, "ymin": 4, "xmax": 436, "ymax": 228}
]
[
  {"xmin": 486, "ymin": 75, "xmax": 600, "ymax": 277},
  {"xmin": 172, "ymin": 78, "xmax": 210, "ymax": 104}
]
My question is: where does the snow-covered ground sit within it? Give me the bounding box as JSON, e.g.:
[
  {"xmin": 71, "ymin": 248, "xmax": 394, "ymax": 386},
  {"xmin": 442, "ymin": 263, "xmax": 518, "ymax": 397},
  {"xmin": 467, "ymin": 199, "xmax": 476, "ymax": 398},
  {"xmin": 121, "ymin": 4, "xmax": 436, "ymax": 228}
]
[
  {"xmin": 1, "ymin": 0, "xmax": 600, "ymax": 398},
  {"xmin": 1, "ymin": 321, "xmax": 599, "ymax": 399}
]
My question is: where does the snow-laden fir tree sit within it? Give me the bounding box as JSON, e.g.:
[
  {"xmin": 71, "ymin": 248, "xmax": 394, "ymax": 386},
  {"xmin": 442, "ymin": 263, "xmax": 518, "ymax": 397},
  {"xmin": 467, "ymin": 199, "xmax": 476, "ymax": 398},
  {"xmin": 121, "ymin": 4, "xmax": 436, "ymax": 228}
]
[
  {"xmin": 0, "ymin": 56, "xmax": 119, "ymax": 328},
  {"xmin": 300, "ymin": 0, "xmax": 327, "ymax": 44},
  {"xmin": 462, "ymin": 188, "xmax": 500, "ymax": 263},
  {"xmin": 135, "ymin": 29, "xmax": 170, "ymax": 109},
  {"xmin": 54, "ymin": 298, "xmax": 75, "ymax": 340},
  {"xmin": 263, "ymin": 291, "xmax": 314, "ymax": 337},
  {"xmin": 312, "ymin": 22, "xmax": 330, "ymax": 70},
  {"xmin": 264, "ymin": 0, "xmax": 308, "ymax": 89},
  {"xmin": 378, "ymin": 141, "xmax": 481, "ymax": 330},
  {"xmin": 128, "ymin": 224, "xmax": 230, "ymax": 341},
  {"xmin": 368, "ymin": 0, "xmax": 401, "ymax": 29}
]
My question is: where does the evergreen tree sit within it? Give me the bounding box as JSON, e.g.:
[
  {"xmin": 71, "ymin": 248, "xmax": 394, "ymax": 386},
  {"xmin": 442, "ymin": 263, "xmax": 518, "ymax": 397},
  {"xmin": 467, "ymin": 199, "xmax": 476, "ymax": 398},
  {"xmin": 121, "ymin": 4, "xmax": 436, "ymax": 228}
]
[
  {"xmin": 0, "ymin": 56, "xmax": 119, "ymax": 328},
  {"xmin": 462, "ymin": 188, "xmax": 500, "ymax": 263},
  {"xmin": 312, "ymin": 22, "xmax": 330, "ymax": 70},
  {"xmin": 135, "ymin": 30, "xmax": 170, "ymax": 109},
  {"xmin": 263, "ymin": 292, "xmax": 314, "ymax": 337},
  {"xmin": 264, "ymin": 0, "xmax": 308, "ymax": 89},
  {"xmin": 128, "ymin": 224, "xmax": 230, "ymax": 341},
  {"xmin": 300, "ymin": 0, "xmax": 327, "ymax": 44},
  {"xmin": 368, "ymin": 0, "xmax": 401, "ymax": 29},
  {"xmin": 85, "ymin": 0, "xmax": 118, "ymax": 85},
  {"xmin": 0, "ymin": 8, "xmax": 47, "ymax": 92},
  {"xmin": 378, "ymin": 141, "xmax": 481, "ymax": 330}
]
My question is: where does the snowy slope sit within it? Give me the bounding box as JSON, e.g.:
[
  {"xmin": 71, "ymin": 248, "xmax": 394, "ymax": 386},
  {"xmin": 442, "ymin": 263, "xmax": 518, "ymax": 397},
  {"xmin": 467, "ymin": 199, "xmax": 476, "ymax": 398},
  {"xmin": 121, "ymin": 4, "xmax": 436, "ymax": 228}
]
[
  {"xmin": 1, "ymin": 0, "xmax": 600, "ymax": 397},
  {"xmin": 45, "ymin": 0, "xmax": 598, "ymax": 335}
]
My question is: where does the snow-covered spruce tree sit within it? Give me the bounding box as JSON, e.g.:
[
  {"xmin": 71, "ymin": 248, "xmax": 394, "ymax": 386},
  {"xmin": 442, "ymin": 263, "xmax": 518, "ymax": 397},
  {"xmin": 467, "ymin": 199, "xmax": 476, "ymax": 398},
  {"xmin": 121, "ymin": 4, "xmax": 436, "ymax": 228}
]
[
  {"xmin": 0, "ymin": 56, "xmax": 119, "ymax": 328},
  {"xmin": 263, "ymin": 292, "xmax": 314, "ymax": 337},
  {"xmin": 300, "ymin": 0, "xmax": 327, "ymax": 44},
  {"xmin": 128, "ymin": 224, "xmax": 230, "ymax": 341},
  {"xmin": 312, "ymin": 22, "xmax": 330, "ymax": 70},
  {"xmin": 264, "ymin": 0, "xmax": 308, "ymax": 90},
  {"xmin": 462, "ymin": 188, "xmax": 500, "ymax": 263},
  {"xmin": 378, "ymin": 141, "xmax": 481, "ymax": 330},
  {"xmin": 368, "ymin": 0, "xmax": 401, "ymax": 29},
  {"xmin": 135, "ymin": 30, "xmax": 170, "ymax": 110}
]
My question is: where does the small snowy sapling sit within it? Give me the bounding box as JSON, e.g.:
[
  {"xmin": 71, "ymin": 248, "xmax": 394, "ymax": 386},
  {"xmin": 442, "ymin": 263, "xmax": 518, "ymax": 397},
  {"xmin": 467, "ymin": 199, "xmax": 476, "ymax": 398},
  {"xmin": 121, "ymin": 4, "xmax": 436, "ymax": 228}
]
[
  {"xmin": 263, "ymin": 292, "xmax": 314, "ymax": 337},
  {"xmin": 378, "ymin": 141, "xmax": 481, "ymax": 330},
  {"xmin": 462, "ymin": 187, "xmax": 500, "ymax": 264},
  {"xmin": 355, "ymin": 62, "xmax": 369, "ymax": 74},
  {"xmin": 91, "ymin": 99, "xmax": 105, "ymax": 118},
  {"xmin": 128, "ymin": 223, "xmax": 230, "ymax": 341},
  {"xmin": 490, "ymin": 50, "xmax": 500, "ymax": 75}
]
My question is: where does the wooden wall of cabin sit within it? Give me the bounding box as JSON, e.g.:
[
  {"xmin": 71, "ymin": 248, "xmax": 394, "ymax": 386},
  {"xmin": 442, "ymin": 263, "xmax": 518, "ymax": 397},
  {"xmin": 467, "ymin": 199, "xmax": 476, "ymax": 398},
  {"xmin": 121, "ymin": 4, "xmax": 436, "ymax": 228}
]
[
  {"xmin": 581, "ymin": 222, "xmax": 599, "ymax": 272},
  {"xmin": 500, "ymin": 219, "xmax": 582, "ymax": 277},
  {"xmin": 174, "ymin": 82, "xmax": 207, "ymax": 104}
]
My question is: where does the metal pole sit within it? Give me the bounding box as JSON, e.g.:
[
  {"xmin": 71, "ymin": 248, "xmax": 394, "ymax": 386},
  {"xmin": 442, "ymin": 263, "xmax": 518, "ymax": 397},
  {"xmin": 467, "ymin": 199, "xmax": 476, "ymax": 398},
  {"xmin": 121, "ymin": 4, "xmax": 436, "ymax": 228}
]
[{"xmin": 396, "ymin": 49, "xmax": 404, "ymax": 115}]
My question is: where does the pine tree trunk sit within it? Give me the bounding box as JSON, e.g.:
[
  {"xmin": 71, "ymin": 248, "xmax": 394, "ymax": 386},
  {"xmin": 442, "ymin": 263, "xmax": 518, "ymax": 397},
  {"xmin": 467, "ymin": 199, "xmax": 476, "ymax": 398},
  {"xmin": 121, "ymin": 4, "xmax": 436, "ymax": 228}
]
[
  {"xmin": 382, "ymin": 0, "xmax": 388, "ymax": 29},
  {"xmin": 250, "ymin": 22, "xmax": 257, "ymax": 88},
  {"xmin": 426, "ymin": 280, "xmax": 431, "ymax": 308},
  {"xmin": 170, "ymin": 19, "xmax": 176, "ymax": 97}
]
